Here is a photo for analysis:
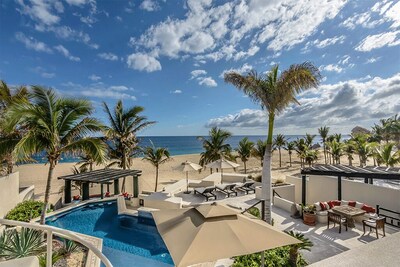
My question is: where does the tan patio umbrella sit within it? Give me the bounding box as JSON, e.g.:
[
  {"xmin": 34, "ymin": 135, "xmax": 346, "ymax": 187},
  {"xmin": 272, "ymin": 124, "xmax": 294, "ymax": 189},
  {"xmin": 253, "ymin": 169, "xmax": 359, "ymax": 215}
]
[
  {"xmin": 152, "ymin": 203, "xmax": 300, "ymax": 267},
  {"xmin": 176, "ymin": 161, "xmax": 203, "ymax": 193},
  {"xmin": 205, "ymin": 158, "xmax": 240, "ymax": 173}
]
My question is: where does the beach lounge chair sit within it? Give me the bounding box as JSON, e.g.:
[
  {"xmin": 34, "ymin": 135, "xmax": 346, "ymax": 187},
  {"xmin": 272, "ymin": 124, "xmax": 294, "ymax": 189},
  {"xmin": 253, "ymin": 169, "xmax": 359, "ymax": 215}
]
[
  {"xmin": 216, "ymin": 183, "xmax": 238, "ymax": 198},
  {"xmin": 235, "ymin": 180, "xmax": 255, "ymax": 194},
  {"xmin": 194, "ymin": 186, "xmax": 217, "ymax": 201}
]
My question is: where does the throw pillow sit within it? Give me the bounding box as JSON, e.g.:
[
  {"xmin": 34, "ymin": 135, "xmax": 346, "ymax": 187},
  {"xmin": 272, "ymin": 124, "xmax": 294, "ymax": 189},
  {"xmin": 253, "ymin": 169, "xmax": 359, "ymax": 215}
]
[
  {"xmin": 341, "ymin": 200, "xmax": 349, "ymax": 206},
  {"xmin": 348, "ymin": 201, "xmax": 356, "ymax": 207}
]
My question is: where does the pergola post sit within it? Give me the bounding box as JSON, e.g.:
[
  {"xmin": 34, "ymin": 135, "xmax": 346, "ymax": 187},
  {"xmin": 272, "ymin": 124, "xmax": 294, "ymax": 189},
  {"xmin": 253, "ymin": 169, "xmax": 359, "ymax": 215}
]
[
  {"xmin": 133, "ymin": 175, "xmax": 139, "ymax": 198},
  {"xmin": 364, "ymin": 178, "xmax": 368, "ymax": 183},
  {"xmin": 338, "ymin": 175, "xmax": 342, "ymax": 200},
  {"xmin": 64, "ymin": 180, "xmax": 71, "ymax": 204},
  {"xmin": 107, "ymin": 184, "xmax": 110, "ymax": 192},
  {"xmin": 301, "ymin": 175, "xmax": 307, "ymax": 205},
  {"xmin": 82, "ymin": 182, "xmax": 90, "ymax": 201},
  {"xmin": 114, "ymin": 179, "xmax": 120, "ymax": 195},
  {"xmin": 100, "ymin": 184, "xmax": 104, "ymax": 199},
  {"xmin": 369, "ymin": 178, "xmax": 373, "ymax": 184}
]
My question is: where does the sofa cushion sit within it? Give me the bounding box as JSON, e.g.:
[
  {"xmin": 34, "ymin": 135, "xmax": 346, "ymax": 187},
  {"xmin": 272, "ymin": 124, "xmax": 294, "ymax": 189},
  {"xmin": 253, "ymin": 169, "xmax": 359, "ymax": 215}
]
[
  {"xmin": 348, "ymin": 201, "xmax": 356, "ymax": 207},
  {"xmin": 314, "ymin": 202, "xmax": 321, "ymax": 211},
  {"xmin": 361, "ymin": 204, "xmax": 376, "ymax": 213},
  {"xmin": 355, "ymin": 201, "xmax": 364, "ymax": 209},
  {"xmin": 341, "ymin": 200, "xmax": 349, "ymax": 206},
  {"xmin": 333, "ymin": 200, "xmax": 341, "ymax": 206},
  {"xmin": 319, "ymin": 201, "xmax": 329, "ymax": 211}
]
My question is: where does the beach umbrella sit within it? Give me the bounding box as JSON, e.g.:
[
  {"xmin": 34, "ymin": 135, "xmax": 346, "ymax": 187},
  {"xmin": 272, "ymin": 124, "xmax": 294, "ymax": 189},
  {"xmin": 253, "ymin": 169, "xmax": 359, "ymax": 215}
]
[
  {"xmin": 152, "ymin": 203, "xmax": 300, "ymax": 267},
  {"xmin": 176, "ymin": 161, "xmax": 202, "ymax": 193},
  {"xmin": 205, "ymin": 158, "xmax": 240, "ymax": 173}
]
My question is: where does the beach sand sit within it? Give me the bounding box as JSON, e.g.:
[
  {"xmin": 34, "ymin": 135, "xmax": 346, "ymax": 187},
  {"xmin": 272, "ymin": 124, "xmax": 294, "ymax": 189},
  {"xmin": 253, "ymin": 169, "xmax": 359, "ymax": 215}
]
[{"xmin": 15, "ymin": 150, "xmax": 366, "ymax": 205}]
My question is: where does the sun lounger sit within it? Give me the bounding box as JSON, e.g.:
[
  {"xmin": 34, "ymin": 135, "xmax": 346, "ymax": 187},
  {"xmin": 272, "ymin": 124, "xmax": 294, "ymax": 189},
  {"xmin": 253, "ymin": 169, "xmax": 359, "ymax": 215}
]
[
  {"xmin": 235, "ymin": 180, "xmax": 255, "ymax": 194},
  {"xmin": 216, "ymin": 183, "xmax": 237, "ymax": 197},
  {"xmin": 194, "ymin": 186, "xmax": 217, "ymax": 201}
]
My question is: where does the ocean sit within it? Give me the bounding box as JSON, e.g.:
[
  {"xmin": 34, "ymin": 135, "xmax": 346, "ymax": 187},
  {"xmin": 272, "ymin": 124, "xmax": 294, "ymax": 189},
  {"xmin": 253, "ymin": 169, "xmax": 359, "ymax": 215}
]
[{"xmin": 28, "ymin": 135, "xmax": 350, "ymax": 164}]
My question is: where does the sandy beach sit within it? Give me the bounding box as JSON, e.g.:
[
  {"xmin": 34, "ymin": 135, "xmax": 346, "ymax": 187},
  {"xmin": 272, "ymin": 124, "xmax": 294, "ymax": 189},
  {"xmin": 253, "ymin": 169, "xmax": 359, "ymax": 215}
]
[{"xmin": 15, "ymin": 150, "xmax": 305, "ymax": 205}]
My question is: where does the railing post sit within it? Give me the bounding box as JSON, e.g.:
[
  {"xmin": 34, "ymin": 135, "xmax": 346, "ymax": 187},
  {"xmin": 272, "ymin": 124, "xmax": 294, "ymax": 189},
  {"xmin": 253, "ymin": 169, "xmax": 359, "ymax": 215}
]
[
  {"xmin": 261, "ymin": 199, "xmax": 266, "ymax": 221},
  {"xmin": 46, "ymin": 230, "xmax": 53, "ymax": 267}
]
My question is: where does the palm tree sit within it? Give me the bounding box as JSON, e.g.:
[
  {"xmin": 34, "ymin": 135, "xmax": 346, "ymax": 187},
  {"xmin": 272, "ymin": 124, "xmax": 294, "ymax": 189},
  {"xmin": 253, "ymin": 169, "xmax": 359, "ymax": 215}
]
[
  {"xmin": 4, "ymin": 87, "xmax": 107, "ymax": 224},
  {"xmin": 343, "ymin": 140, "xmax": 355, "ymax": 166},
  {"xmin": 352, "ymin": 133, "xmax": 376, "ymax": 166},
  {"xmin": 285, "ymin": 230, "xmax": 313, "ymax": 267},
  {"xmin": 273, "ymin": 134, "xmax": 287, "ymax": 167},
  {"xmin": 294, "ymin": 138, "xmax": 308, "ymax": 168},
  {"xmin": 0, "ymin": 81, "xmax": 29, "ymax": 174},
  {"xmin": 236, "ymin": 137, "xmax": 254, "ymax": 173},
  {"xmin": 252, "ymin": 140, "xmax": 268, "ymax": 167},
  {"xmin": 141, "ymin": 143, "xmax": 170, "ymax": 192},
  {"xmin": 375, "ymin": 143, "xmax": 400, "ymax": 167},
  {"xmin": 198, "ymin": 127, "xmax": 232, "ymax": 169},
  {"xmin": 224, "ymin": 62, "xmax": 321, "ymax": 223},
  {"xmin": 103, "ymin": 101, "xmax": 155, "ymax": 191},
  {"xmin": 304, "ymin": 149, "xmax": 318, "ymax": 167},
  {"xmin": 285, "ymin": 141, "xmax": 295, "ymax": 167},
  {"xmin": 305, "ymin": 133, "xmax": 316, "ymax": 148},
  {"xmin": 329, "ymin": 140, "xmax": 344, "ymax": 164},
  {"xmin": 318, "ymin": 126, "xmax": 329, "ymax": 164}
]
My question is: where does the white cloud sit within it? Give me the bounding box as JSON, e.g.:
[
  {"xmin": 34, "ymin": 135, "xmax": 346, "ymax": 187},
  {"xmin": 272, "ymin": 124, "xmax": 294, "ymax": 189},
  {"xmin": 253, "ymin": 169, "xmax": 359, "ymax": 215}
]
[
  {"xmin": 126, "ymin": 53, "xmax": 162, "ymax": 72},
  {"xmin": 98, "ymin": 52, "xmax": 118, "ymax": 61},
  {"xmin": 54, "ymin": 45, "xmax": 80, "ymax": 61},
  {"xmin": 15, "ymin": 32, "xmax": 52, "ymax": 53},
  {"xmin": 365, "ymin": 57, "xmax": 381, "ymax": 64},
  {"xmin": 302, "ymin": 35, "xmax": 345, "ymax": 52},
  {"xmin": 62, "ymin": 82, "xmax": 136, "ymax": 100},
  {"xmin": 319, "ymin": 64, "xmax": 343, "ymax": 73},
  {"xmin": 131, "ymin": 0, "xmax": 346, "ymax": 68},
  {"xmin": 16, "ymin": 0, "xmax": 62, "ymax": 26},
  {"xmin": 220, "ymin": 63, "xmax": 252, "ymax": 78},
  {"xmin": 88, "ymin": 74, "xmax": 101, "ymax": 81},
  {"xmin": 207, "ymin": 73, "xmax": 400, "ymax": 133},
  {"xmin": 198, "ymin": 77, "xmax": 217, "ymax": 87},
  {"xmin": 32, "ymin": 66, "xmax": 55, "ymax": 78},
  {"xmin": 65, "ymin": 0, "xmax": 89, "ymax": 6},
  {"xmin": 355, "ymin": 31, "xmax": 400, "ymax": 52},
  {"xmin": 190, "ymin": 69, "xmax": 207, "ymax": 79},
  {"xmin": 171, "ymin": 90, "xmax": 182, "ymax": 94},
  {"xmin": 140, "ymin": 0, "xmax": 160, "ymax": 12}
]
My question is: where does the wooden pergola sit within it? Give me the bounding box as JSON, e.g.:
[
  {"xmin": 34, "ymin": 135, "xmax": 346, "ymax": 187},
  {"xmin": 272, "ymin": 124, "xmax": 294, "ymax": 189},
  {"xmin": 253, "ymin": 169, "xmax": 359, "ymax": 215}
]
[
  {"xmin": 300, "ymin": 165, "xmax": 400, "ymax": 205},
  {"xmin": 58, "ymin": 169, "xmax": 142, "ymax": 203}
]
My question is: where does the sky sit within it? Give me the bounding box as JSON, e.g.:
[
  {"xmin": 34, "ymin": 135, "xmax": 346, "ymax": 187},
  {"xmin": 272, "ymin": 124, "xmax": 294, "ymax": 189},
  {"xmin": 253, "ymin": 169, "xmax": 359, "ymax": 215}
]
[{"xmin": 0, "ymin": 0, "xmax": 399, "ymax": 136}]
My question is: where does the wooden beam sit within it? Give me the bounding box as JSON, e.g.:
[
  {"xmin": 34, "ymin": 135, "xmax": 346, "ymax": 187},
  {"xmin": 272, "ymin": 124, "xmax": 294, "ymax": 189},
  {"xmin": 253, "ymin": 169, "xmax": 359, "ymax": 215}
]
[
  {"xmin": 64, "ymin": 180, "xmax": 71, "ymax": 204},
  {"xmin": 338, "ymin": 175, "xmax": 342, "ymax": 200},
  {"xmin": 82, "ymin": 183, "xmax": 90, "ymax": 201},
  {"xmin": 302, "ymin": 175, "xmax": 307, "ymax": 205}
]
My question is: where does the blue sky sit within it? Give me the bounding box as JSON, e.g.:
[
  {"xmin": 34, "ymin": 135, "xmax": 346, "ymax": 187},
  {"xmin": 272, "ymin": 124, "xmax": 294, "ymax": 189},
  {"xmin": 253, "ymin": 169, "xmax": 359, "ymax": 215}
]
[{"xmin": 0, "ymin": 0, "xmax": 399, "ymax": 136}]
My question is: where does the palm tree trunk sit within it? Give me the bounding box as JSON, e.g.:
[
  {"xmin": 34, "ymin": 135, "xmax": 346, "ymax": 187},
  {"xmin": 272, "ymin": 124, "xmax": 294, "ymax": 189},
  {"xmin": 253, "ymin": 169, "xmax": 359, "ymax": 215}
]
[
  {"xmin": 6, "ymin": 157, "xmax": 13, "ymax": 174},
  {"xmin": 289, "ymin": 153, "xmax": 292, "ymax": 167},
  {"xmin": 121, "ymin": 153, "xmax": 127, "ymax": 192},
  {"xmin": 261, "ymin": 113, "xmax": 274, "ymax": 224},
  {"xmin": 154, "ymin": 166, "xmax": 159, "ymax": 192},
  {"xmin": 40, "ymin": 160, "xmax": 55, "ymax": 224},
  {"xmin": 323, "ymin": 142, "xmax": 327, "ymax": 164},
  {"xmin": 244, "ymin": 161, "xmax": 247, "ymax": 174},
  {"xmin": 289, "ymin": 248, "xmax": 297, "ymax": 267},
  {"xmin": 278, "ymin": 148, "xmax": 282, "ymax": 168}
]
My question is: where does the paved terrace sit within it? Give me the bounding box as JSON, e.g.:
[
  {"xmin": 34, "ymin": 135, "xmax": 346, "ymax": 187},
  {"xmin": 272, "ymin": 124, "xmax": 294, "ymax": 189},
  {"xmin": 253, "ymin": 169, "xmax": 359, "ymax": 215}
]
[{"xmin": 172, "ymin": 192, "xmax": 400, "ymax": 265}]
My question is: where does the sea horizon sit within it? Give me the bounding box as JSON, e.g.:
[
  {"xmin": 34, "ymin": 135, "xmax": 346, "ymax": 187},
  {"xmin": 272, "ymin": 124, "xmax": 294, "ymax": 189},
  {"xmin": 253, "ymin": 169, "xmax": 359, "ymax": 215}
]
[{"xmin": 27, "ymin": 134, "xmax": 351, "ymax": 164}]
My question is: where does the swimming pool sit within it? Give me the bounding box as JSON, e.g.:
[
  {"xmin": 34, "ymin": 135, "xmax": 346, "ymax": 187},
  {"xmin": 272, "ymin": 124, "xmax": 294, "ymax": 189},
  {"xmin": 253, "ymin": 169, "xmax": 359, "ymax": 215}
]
[{"xmin": 46, "ymin": 201, "xmax": 174, "ymax": 267}]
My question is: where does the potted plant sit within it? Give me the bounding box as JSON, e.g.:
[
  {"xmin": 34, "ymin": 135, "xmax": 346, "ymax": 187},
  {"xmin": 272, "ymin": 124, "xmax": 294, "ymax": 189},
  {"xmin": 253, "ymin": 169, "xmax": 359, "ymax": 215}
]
[{"xmin": 302, "ymin": 204, "xmax": 316, "ymax": 226}]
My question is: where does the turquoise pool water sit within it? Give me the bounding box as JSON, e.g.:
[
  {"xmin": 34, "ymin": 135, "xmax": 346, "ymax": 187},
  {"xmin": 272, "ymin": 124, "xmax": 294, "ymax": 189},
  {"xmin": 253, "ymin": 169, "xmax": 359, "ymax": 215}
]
[{"xmin": 46, "ymin": 201, "xmax": 174, "ymax": 266}]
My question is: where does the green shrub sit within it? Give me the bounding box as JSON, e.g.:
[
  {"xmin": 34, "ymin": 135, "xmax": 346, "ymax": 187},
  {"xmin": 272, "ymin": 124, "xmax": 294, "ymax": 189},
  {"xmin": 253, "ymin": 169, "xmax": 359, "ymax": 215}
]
[
  {"xmin": 233, "ymin": 246, "xmax": 308, "ymax": 267},
  {"xmin": 5, "ymin": 200, "xmax": 46, "ymax": 222}
]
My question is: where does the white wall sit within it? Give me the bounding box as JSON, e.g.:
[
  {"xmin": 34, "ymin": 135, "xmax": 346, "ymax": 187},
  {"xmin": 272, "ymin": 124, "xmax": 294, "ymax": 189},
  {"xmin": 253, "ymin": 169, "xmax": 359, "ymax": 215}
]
[
  {"xmin": 286, "ymin": 174, "xmax": 400, "ymax": 213},
  {"xmin": 0, "ymin": 172, "xmax": 20, "ymax": 218}
]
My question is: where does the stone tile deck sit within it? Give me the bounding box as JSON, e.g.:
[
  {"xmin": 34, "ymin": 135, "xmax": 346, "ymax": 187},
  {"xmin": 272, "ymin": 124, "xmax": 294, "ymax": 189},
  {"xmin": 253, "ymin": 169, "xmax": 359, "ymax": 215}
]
[{"xmin": 174, "ymin": 192, "xmax": 400, "ymax": 265}]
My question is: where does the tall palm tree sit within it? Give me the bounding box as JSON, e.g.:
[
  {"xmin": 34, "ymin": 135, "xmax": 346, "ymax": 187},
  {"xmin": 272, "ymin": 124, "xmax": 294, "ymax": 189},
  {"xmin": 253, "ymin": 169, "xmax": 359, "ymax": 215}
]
[
  {"xmin": 198, "ymin": 127, "xmax": 232, "ymax": 168},
  {"xmin": 285, "ymin": 141, "xmax": 295, "ymax": 167},
  {"xmin": 328, "ymin": 140, "xmax": 344, "ymax": 164},
  {"xmin": 4, "ymin": 87, "xmax": 107, "ymax": 224},
  {"xmin": 252, "ymin": 139, "xmax": 267, "ymax": 167},
  {"xmin": 304, "ymin": 149, "xmax": 318, "ymax": 167},
  {"xmin": 343, "ymin": 140, "xmax": 355, "ymax": 166},
  {"xmin": 141, "ymin": 143, "xmax": 170, "ymax": 192},
  {"xmin": 0, "ymin": 81, "xmax": 29, "ymax": 174},
  {"xmin": 318, "ymin": 126, "xmax": 329, "ymax": 164},
  {"xmin": 236, "ymin": 137, "xmax": 254, "ymax": 173},
  {"xmin": 273, "ymin": 134, "xmax": 287, "ymax": 168},
  {"xmin": 375, "ymin": 143, "xmax": 400, "ymax": 167},
  {"xmin": 294, "ymin": 138, "xmax": 308, "ymax": 168},
  {"xmin": 103, "ymin": 101, "xmax": 155, "ymax": 191},
  {"xmin": 305, "ymin": 133, "xmax": 316, "ymax": 148},
  {"xmin": 224, "ymin": 62, "xmax": 321, "ymax": 223}
]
